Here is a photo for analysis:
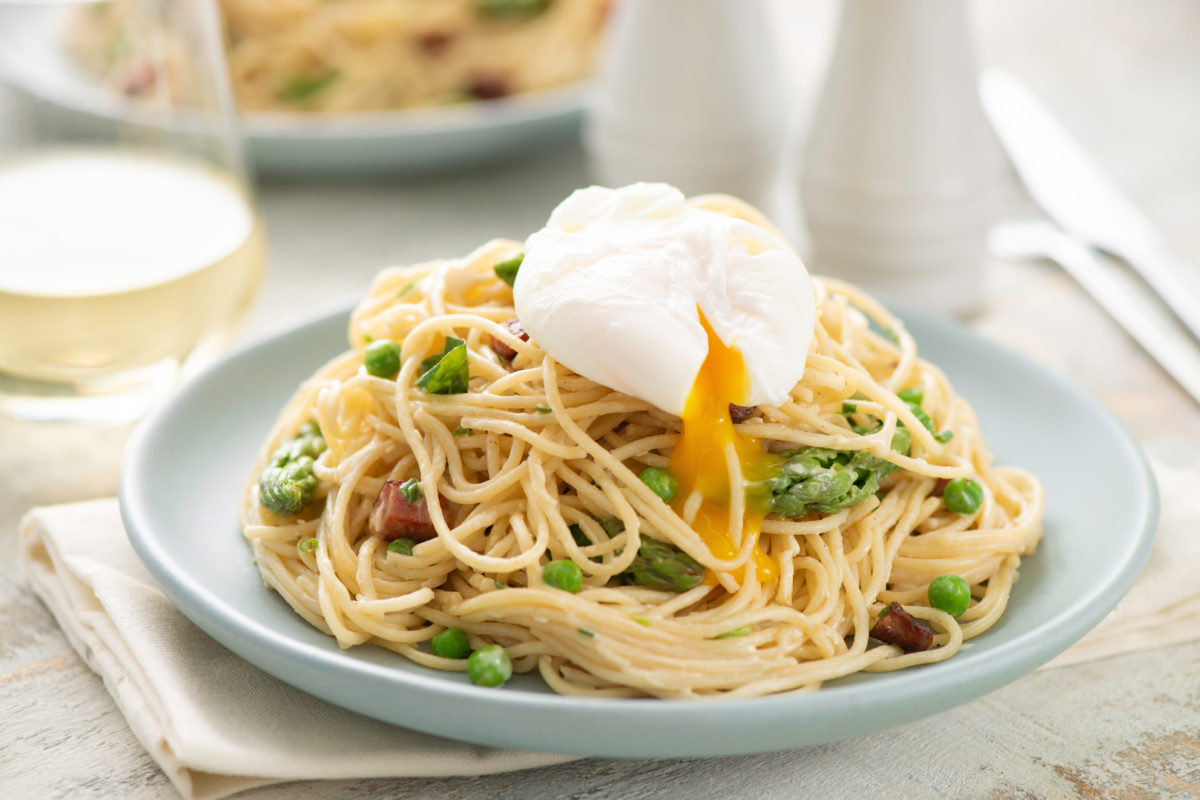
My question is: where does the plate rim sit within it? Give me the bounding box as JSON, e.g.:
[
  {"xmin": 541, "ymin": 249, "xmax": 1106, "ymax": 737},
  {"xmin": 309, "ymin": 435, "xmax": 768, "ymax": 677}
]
[{"xmin": 119, "ymin": 298, "xmax": 1159, "ymax": 757}]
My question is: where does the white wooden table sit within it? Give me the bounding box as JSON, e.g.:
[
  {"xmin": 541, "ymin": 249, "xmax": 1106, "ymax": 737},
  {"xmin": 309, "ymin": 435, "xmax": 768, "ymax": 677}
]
[{"xmin": 3, "ymin": 1, "xmax": 1200, "ymax": 797}]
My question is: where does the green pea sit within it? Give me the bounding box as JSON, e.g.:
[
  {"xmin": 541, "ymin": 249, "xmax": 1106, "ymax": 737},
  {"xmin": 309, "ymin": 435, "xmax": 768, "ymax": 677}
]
[
  {"xmin": 467, "ymin": 645, "xmax": 512, "ymax": 687},
  {"xmin": 542, "ymin": 559, "xmax": 584, "ymax": 593},
  {"xmin": 944, "ymin": 477, "xmax": 984, "ymax": 514},
  {"xmin": 387, "ymin": 538, "xmax": 415, "ymax": 556},
  {"xmin": 364, "ymin": 338, "xmax": 401, "ymax": 379},
  {"xmin": 396, "ymin": 478, "xmax": 422, "ymax": 503},
  {"xmin": 639, "ymin": 466, "xmax": 679, "ymax": 504},
  {"xmin": 431, "ymin": 627, "xmax": 470, "ymax": 659},
  {"xmin": 928, "ymin": 574, "xmax": 971, "ymax": 617}
]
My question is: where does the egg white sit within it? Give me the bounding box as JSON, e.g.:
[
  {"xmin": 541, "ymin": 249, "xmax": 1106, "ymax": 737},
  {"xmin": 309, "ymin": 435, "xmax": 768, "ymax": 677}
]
[{"xmin": 514, "ymin": 183, "xmax": 816, "ymax": 416}]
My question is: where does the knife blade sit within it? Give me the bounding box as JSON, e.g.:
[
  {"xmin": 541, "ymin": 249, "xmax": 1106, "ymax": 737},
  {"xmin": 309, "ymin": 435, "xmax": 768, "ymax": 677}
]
[{"xmin": 980, "ymin": 70, "xmax": 1200, "ymax": 344}]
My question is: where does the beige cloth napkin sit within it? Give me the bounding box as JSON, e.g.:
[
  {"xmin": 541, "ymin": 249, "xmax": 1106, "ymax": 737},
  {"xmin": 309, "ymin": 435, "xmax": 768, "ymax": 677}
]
[
  {"xmin": 18, "ymin": 498, "xmax": 576, "ymax": 800},
  {"xmin": 18, "ymin": 461, "xmax": 1197, "ymax": 798}
]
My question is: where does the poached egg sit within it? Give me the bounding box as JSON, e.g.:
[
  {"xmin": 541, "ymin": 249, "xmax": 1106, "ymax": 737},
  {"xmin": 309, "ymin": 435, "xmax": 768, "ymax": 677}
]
[{"xmin": 515, "ymin": 183, "xmax": 817, "ymax": 582}]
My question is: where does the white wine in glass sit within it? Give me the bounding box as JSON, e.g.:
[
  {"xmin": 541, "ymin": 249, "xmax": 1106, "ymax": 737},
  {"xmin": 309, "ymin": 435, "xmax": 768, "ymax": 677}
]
[{"xmin": 0, "ymin": 0, "xmax": 263, "ymax": 422}]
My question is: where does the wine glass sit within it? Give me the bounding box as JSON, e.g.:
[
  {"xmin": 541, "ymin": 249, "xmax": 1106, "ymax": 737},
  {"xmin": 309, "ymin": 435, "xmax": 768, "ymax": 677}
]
[{"xmin": 0, "ymin": 0, "xmax": 264, "ymax": 422}]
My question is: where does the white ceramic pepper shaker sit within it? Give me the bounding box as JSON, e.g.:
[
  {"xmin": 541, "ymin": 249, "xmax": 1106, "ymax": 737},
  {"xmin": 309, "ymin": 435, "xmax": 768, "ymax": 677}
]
[
  {"xmin": 800, "ymin": 0, "xmax": 1004, "ymax": 316},
  {"xmin": 585, "ymin": 0, "xmax": 784, "ymax": 211}
]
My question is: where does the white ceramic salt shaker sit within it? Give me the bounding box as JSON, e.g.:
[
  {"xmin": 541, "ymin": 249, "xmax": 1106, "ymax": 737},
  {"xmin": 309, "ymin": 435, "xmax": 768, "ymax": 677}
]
[
  {"xmin": 585, "ymin": 0, "xmax": 784, "ymax": 211},
  {"xmin": 800, "ymin": 0, "xmax": 1004, "ymax": 316}
]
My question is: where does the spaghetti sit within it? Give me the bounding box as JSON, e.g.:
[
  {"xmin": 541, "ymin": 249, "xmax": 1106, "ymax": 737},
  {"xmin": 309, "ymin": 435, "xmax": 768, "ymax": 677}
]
[{"xmin": 242, "ymin": 195, "xmax": 1044, "ymax": 699}]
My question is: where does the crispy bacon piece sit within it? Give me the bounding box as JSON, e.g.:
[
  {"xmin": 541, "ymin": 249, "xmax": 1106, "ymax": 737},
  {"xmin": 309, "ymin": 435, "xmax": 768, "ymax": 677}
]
[
  {"xmin": 369, "ymin": 480, "xmax": 446, "ymax": 542},
  {"xmin": 417, "ymin": 31, "xmax": 454, "ymax": 55},
  {"xmin": 120, "ymin": 61, "xmax": 158, "ymax": 95},
  {"xmin": 728, "ymin": 403, "xmax": 756, "ymax": 424},
  {"xmin": 870, "ymin": 602, "xmax": 933, "ymax": 652},
  {"xmin": 466, "ymin": 73, "xmax": 509, "ymax": 100},
  {"xmin": 489, "ymin": 318, "xmax": 529, "ymax": 360}
]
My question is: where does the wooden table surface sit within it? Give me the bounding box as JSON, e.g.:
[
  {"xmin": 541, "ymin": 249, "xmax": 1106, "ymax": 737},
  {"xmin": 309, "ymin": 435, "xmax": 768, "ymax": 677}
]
[{"xmin": 3, "ymin": 1, "xmax": 1199, "ymax": 797}]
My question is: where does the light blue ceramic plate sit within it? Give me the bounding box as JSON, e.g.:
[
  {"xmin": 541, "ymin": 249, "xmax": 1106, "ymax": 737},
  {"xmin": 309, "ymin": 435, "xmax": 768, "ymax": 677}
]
[{"xmin": 120, "ymin": 300, "xmax": 1158, "ymax": 758}]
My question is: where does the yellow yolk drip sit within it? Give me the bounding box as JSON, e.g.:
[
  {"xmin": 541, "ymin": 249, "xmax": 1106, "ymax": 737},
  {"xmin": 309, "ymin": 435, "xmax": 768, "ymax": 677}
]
[{"xmin": 669, "ymin": 312, "xmax": 778, "ymax": 584}]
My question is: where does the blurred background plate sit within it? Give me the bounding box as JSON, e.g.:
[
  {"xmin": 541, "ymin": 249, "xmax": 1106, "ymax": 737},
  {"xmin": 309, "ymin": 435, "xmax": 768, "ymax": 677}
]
[{"xmin": 0, "ymin": 4, "xmax": 586, "ymax": 176}]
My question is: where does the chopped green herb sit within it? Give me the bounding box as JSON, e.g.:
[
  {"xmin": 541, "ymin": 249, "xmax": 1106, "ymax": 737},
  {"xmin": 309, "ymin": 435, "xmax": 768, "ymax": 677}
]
[
  {"xmin": 397, "ymin": 279, "xmax": 418, "ymax": 297},
  {"xmin": 416, "ymin": 337, "xmax": 469, "ymax": 394},
  {"xmin": 493, "ymin": 580, "xmax": 507, "ymax": 589},
  {"xmin": 278, "ymin": 71, "xmax": 339, "ymax": 102},
  {"xmin": 298, "ymin": 537, "xmax": 319, "ymax": 553},
  {"xmin": 714, "ymin": 625, "xmax": 752, "ymax": 640},
  {"xmin": 577, "ymin": 628, "xmax": 596, "ymax": 638},
  {"xmin": 934, "ymin": 430, "xmax": 954, "ymax": 444},
  {"xmin": 387, "ymin": 538, "xmax": 415, "ymax": 556},
  {"xmin": 897, "ymin": 387, "xmax": 924, "ymax": 406},
  {"xmin": 362, "ymin": 334, "xmax": 373, "ymax": 344},
  {"xmin": 420, "ymin": 336, "xmax": 463, "ymax": 372},
  {"xmin": 633, "ymin": 616, "xmax": 652, "ymax": 627},
  {"xmin": 453, "ymin": 427, "xmax": 473, "ymax": 437},
  {"xmin": 493, "ymin": 253, "xmax": 524, "ymax": 286},
  {"xmin": 883, "ymin": 328, "xmax": 901, "ymax": 344},
  {"xmin": 535, "ymin": 404, "xmax": 552, "ymax": 414}
]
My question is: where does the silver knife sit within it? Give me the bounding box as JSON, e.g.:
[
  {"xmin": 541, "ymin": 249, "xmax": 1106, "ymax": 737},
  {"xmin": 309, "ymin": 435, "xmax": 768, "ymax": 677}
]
[{"xmin": 981, "ymin": 70, "xmax": 1200, "ymax": 344}]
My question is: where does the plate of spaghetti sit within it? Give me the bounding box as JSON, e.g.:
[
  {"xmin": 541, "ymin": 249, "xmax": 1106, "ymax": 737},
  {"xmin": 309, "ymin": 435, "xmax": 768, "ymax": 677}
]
[
  {"xmin": 0, "ymin": 0, "xmax": 608, "ymax": 174},
  {"xmin": 121, "ymin": 185, "xmax": 1157, "ymax": 757}
]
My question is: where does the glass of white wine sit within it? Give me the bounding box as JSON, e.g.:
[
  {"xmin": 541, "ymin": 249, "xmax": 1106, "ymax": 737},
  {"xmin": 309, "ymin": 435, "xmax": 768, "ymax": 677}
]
[{"xmin": 0, "ymin": 0, "xmax": 263, "ymax": 422}]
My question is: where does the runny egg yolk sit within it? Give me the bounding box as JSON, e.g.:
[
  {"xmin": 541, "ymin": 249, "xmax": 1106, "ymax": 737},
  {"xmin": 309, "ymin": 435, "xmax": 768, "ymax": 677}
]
[{"xmin": 668, "ymin": 312, "xmax": 780, "ymax": 585}]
